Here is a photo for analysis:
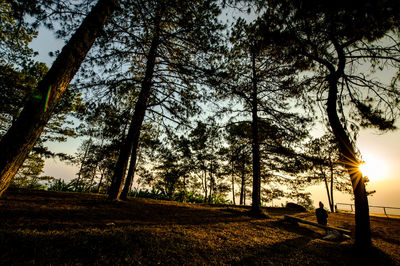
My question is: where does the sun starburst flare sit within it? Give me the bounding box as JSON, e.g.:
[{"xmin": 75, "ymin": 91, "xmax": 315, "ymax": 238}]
[{"xmin": 358, "ymin": 153, "xmax": 388, "ymax": 181}]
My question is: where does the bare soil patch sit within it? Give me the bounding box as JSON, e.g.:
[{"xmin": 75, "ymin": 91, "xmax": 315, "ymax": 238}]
[{"xmin": 1, "ymin": 189, "xmax": 399, "ymax": 265}]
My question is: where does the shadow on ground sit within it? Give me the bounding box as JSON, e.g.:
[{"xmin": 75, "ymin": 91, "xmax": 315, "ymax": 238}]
[{"xmin": 0, "ymin": 189, "xmax": 399, "ymax": 265}]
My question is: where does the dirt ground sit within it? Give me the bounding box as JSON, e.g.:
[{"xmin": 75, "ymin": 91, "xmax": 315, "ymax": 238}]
[{"xmin": 1, "ymin": 188, "xmax": 399, "ymax": 265}]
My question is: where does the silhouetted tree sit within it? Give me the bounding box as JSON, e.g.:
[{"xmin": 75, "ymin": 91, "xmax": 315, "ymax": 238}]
[
  {"xmin": 185, "ymin": 120, "xmax": 224, "ymax": 202},
  {"xmin": 212, "ymin": 19, "xmax": 310, "ymax": 214},
  {"xmin": 306, "ymin": 134, "xmax": 351, "ymax": 212},
  {"xmin": 11, "ymin": 153, "xmax": 53, "ymax": 189},
  {"xmin": 0, "ymin": 0, "xmax": 118, "ymax": 197},
  {"xmin": 224, "ymin": 123, "xmax": 252, "ymax": 205},
  {"xmin": 96, "ymin": 0, "xmax": 224, "ymax": 200},
  {"xmin": 254, "ymin": 0, "xmax": 400, "ymax": 247}
]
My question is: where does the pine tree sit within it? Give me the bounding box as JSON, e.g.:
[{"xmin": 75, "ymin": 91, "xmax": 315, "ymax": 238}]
[
  {"xmin": 77, "ymin": 0, "xmax": 225, "ymax": 200},
  {"xmin": 0, "ymin": 0, "xmax": 118, "ymax": 197},
  {"xmin": 213, "ymin": 19, "xmax": 310, "ymax": 214},
  {"xmin": 254, "ymin": 0, "xmax": 400, "ymax": 247},
  {"xmin": 305, "ymin": 134, "xmax": 351, "ymax": 212}
]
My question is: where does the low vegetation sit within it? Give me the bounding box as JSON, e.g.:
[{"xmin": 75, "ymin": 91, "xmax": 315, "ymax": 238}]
[{"xmin": 1, "ymin": 189, "xmax": 399, "ymax": 265}]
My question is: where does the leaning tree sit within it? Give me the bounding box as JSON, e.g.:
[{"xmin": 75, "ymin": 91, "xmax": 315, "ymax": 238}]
[
  {"xmin": 0, "ymin": 0, "xmax": 118, "ymax": 196},
  {"xmin": 254, "ymin": 0, "xmax": 400, "ymax": 247}
]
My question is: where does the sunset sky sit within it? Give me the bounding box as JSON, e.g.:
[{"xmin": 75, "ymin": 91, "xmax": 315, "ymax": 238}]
[
  {"xmin": 309, "ymin": 126, "xmax": 400, "ymax": 213},
  {"xmin": 31, "ymin": 23, "xmax": 400, "ymax": 215}
]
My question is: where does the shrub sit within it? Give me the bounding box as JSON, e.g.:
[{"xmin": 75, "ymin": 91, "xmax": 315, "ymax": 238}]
[
  {"xmin": 129, "ymin": 188, "xmax": 228, "ymax": 204},
  {"xmin": 47, "ymin": 179, "xmax": 75, "ymax": 192}
]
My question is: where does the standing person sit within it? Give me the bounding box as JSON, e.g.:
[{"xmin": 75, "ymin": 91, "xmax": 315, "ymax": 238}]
[{"xmin": 316, "ymin": 201, "xmax": 328, "ymax": 226}]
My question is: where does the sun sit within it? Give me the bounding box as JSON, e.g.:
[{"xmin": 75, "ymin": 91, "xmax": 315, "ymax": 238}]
[{"xmin": 358, "ymin": 153, "xmax": 388, "ymax": 181}]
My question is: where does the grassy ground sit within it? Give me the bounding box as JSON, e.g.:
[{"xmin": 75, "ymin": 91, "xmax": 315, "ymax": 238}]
[{"xmin": 1, "ymin": 189, "xmax": 399, "ymax": 265}]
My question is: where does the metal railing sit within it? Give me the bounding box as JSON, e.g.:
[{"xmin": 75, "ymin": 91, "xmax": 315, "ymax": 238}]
[{"xmin": 336, "ymin": 203, "xmax": 400, "ymax": 218}]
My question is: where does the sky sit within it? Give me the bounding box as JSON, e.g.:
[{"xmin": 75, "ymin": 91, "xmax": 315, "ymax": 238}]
[
  {"xmin": 29, "ymin": 19, "xmax": 400, "ymax": 215},
  {"xmin": 307, "ymin": 126, "xmax": 400, "ymax": 215}
]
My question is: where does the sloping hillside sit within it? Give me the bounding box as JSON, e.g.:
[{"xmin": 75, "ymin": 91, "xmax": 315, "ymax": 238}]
[{"xmin": 0, "ymin": 189, "xmax": 399, "ymax": 265}]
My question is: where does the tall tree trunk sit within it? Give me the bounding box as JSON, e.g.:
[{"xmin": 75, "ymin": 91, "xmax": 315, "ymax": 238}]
[
  {"xmin": 250, "ymin": 49, "xmax": 261, "ymax": 214},
  {"xmin": 96, "ymin": 170, "xmax": 104, "ymax": 193},
  {"xmin": 203, "ymin": 169, "xmax": 208, "ymax": 200},
  {"xmin": 324, "ymin": 176, "xmax": 334, "ymax": 212},
  {"xmin": 184, "ymin": 176, "xmax": 187, "ymax": 193},
  {"xmin": 88, "ymin": 138, "xmax": 103, "ymax": 192},
  {"xmin": 243, "ymin": 186, "xmax": 246, "ymax": 205},
  {"xmin": 208, "ymin": 161, "xmax": 213, "ymax": 203},
  {"xmin": 120, "ymin": 148, "xmax": 141, "ymax": 200},
  {"xmin": 87, "ymin": 166, "xmax": 97, "ymax": 192},
  {"xmin": 231, "ymin": 158, "xmax": 236, "ymax": 205},
  {"xmin": 107, "ymin": 14, "xmax": 162, "ymax": 200},
  {"xmin": 321, "ymin": 165, "xmax": 333, "ymax": 212},
  {"xmin": 329, "ymin": 159, "xmax": 335, "ymax": 212},
  {"xmin": 240, "ymin": 158, "xmax": 245, "ymax": 205},
  {"xmin": 0, "ymin": 0, "xmax": 118, "ymax": 197},
  {"xmin": 327, "ymin": 74, "xmax": 371, "ymax": 248},
  {"xmin": 76, "ymin": 136, "xmax": 92, "ymax": 191}
]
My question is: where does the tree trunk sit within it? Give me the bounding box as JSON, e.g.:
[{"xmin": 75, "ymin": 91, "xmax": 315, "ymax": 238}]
[
  {"xmin": 240, "ymin": 159, "xmax": 245, "ymax": 205},
  {"xmin": 96, "ymin": 170, "xmax": 104, "ymax": 193},
  {"xmin": 329, "ymin": 160, "xmax": 335, "ymax": 212},
  {"xmin": 183, "ymin": 175, "xmax": 186, "ymax": 194},
  {"xmin": 88, "ymin": 165, "xmax": 98, "ymax": 192},
  {"xmin": 120, "ymin": 148, "xmax": 141, "ymax": 200},
  {"xmin": 327, "ymin": 74, "xmax": 371, "ymax": 248},
  {"xmin": 321, "ymin": 165, "xmax": 333, "ymax": 212},
  {"xmin": 0, "ymin": 0, "xmax": 118, "ymax": 197},
  {"xmin": 107, "ymin": 15, "xmax": 162, "ymax": 200},
  {"xmin": 243, "ymin": 187, "xmax": 246, "ymax": 205},
  {"xmin": 203, "ymin": 169, "xmax": 208, "ymax": 200},
  {"xmin": 208, "ymin": 161, "xmax": 213, "ymax": 203},
  {"xmin": 76, "ymin": 136, "xmax": 92, "ymax": 191},
  {"xmin": 231, "ymin": 158, "xmax": 236, "ymax": 205},
  {"xmin": 87, "ymin": 138, "xmax": 103, "ymax": 192},
  {"xmin": 250, "ymin": 49, "xmax": 261, "ymax": 214}
]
